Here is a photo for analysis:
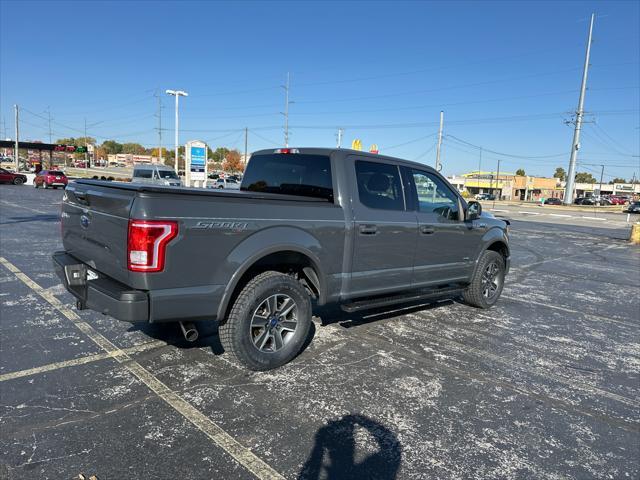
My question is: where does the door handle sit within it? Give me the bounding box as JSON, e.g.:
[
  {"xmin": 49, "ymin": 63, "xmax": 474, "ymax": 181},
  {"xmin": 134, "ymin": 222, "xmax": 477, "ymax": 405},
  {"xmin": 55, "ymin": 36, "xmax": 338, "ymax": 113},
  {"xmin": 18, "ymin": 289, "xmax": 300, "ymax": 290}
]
[
  {"xmin": 74, "ymin": 192, "xmax": 89, "ymax": 206},
  {"xmin": 420, "ymin": 225, "xmax": 435, "ymax": 235},
  {"xmin": 359, "ymin": 224, "xmax": 378, "ymax": 235}
]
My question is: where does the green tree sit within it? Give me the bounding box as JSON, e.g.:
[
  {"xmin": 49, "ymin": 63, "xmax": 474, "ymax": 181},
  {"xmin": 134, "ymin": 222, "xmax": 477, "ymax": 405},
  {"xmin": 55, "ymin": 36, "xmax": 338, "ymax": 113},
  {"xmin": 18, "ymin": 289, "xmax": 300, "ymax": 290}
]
[
  {"xmin": 209, "ymin": 147, "xmax": 230, "ymax": 163},
  {"xmin": 121, "ymin": 143, "xmax": 146, "ymax": 155},
  {"xmin": 553, "ymin": 167, "xmax": 566, "ymax": 181},
  {"xmin": 608, "ymin": 177, "xmax": 627, "ymax": 184},
  {"xmin": 574, "ymin": 172, "xmax": 596, "ymax": 183},
  {"xmin": 515, "ymin": 168, "xmax": 525, "ymax": 176},
  {"xmin": 101, "ymin": 140, "xmax": 123, "ymax": 155}
]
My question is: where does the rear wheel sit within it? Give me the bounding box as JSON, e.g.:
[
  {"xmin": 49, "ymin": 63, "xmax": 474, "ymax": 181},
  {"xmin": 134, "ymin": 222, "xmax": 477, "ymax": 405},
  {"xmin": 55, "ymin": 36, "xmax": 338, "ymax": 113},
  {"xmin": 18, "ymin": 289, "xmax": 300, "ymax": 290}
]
[
  {"xmin": 34, "ymin": 181, "xmax": 38, "ymax": 188},
  {"xmin": 43, "ymin": 182, "xmax": 48, "ymax": 189},
  {"xmin": 13, "ymin": 177, "xmax": 24, "ymax": 185},
  {"xmin": 462, "ymin": 250, "xmax": 505, "ymax": 309},
  {"xmin": 219, "ymin": 271, "xmax": 312, "ymax": 371}
]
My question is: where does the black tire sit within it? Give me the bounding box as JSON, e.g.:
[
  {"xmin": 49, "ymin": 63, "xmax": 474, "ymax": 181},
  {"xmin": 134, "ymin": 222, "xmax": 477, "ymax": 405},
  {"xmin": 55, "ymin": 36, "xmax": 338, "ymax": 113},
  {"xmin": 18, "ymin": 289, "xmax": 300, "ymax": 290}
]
[
  {"xmin": 13, "ymin": 178, "xmax": 24, "ymax": 185},
  {"xmin": 462, "ymin": 250, "xmax": 505, "ymax": 309},
  {"xmin": 219, "ymin": 271, "xmax": 312, "ymax": 371},
  {"xmin": 34, "ymin": 181, "xmax": 38, "ymax": 188}
]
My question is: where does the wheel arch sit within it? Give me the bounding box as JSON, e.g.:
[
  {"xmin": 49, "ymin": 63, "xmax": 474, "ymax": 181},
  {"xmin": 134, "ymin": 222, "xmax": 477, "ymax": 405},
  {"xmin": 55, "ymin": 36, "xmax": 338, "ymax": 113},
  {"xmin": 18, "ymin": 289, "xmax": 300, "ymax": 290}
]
[{"xmin": 216, "ymin": 245, "xmax": 326, "ymax": 323}]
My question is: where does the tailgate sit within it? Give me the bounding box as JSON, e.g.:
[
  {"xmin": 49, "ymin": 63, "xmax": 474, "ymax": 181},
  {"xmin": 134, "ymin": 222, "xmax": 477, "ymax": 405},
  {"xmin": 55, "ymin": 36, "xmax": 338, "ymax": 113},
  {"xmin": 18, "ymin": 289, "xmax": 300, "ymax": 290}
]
[{"xmin": 62, "ymin": 182, "xmax": 135, "ymax": 285}]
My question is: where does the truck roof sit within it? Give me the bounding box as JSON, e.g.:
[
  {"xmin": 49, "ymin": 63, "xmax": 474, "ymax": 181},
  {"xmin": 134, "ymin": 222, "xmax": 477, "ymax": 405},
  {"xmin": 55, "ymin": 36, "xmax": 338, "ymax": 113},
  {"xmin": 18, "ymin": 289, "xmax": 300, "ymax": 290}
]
[{"xmin": 251, "ymin": 147, "xmax": 439, "ymax": 173}]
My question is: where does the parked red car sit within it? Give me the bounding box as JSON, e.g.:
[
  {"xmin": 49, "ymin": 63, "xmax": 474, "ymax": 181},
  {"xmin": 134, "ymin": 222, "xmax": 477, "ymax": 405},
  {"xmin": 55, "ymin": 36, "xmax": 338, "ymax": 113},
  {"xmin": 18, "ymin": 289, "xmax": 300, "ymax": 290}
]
[
  {"xmin": 34, "ymin": 170, "xmax": 68, "ymax": 189},
  {"xmin": 0, "ymin": 168, "xmax": 28, "ymax": 185},
  {"xmin": 607, "ymin": 196, "xmax": 628, "ymax": 206}
]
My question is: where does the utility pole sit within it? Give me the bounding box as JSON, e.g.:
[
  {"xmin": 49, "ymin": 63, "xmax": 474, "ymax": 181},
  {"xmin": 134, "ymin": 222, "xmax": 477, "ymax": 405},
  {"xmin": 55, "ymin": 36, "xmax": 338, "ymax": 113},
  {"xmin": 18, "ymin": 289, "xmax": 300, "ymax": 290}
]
[
  {"xmin": 564, "ymin": 13, "xmax": 595, "ymax": 205},
  {"xmin": 598, "ymin": 164, "xmax": 605, "ymax": 202},
  {"xmin": 477, "ymin": 147, "xmax": 482, "ymax": 193},
  {"xmin": 493, "ymin": 158, "xmax": 501, "ymax": 208},
  {"xmin": 46, "ymin": 107, "xmax": 52, "ymax": 143},
  {"xmin": 435, "ymin": 110, "xmax": 444, "ymax": 171},
  {"xmin": 166, "ymin": 89, "xmax": 188, "ymax": 174},
  {"xmin": 84, "ymin": 118, "xmax": 89, "ymax": 167},
  {"xmin": 244, "ymin": 127, "xmax": 248, "ymax": 166},
  {"xmin": 14, "ymin": 104, "xmax": 19, "ymax": 172},
  {"xmin": 156, "ymin": 92, "xmax": 163, "ymax": 163},
  {"xmin": 281, "ymin": 72, "xmax": 291, "ymax": 147},
  {"xmin": 336, "ymin": 128, "xmax": 343, "ymax": 148}
]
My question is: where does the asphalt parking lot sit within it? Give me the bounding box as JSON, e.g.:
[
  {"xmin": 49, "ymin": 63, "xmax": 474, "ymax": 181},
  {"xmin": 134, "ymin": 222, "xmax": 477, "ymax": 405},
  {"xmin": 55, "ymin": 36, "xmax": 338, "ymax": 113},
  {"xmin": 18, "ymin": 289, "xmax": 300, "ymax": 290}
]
[{"xmin": 1, "ymin": 184, "xmax": 639, "ymax": 479}]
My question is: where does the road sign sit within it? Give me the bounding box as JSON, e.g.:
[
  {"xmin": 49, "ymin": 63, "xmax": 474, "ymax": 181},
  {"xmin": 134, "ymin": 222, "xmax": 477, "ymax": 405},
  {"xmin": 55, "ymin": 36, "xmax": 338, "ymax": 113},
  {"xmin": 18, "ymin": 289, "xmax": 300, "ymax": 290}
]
[{"xmin": 185, "ymin": 140, "xmax": 207, "ymax": 184}]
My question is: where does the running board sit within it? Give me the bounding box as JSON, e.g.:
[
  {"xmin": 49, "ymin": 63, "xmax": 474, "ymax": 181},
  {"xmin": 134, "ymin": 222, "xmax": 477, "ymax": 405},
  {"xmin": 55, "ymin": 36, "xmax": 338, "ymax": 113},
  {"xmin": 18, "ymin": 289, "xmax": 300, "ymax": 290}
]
[{"xmin": 340, "ymin": 286, "xmax": 465, "ymax": 313}]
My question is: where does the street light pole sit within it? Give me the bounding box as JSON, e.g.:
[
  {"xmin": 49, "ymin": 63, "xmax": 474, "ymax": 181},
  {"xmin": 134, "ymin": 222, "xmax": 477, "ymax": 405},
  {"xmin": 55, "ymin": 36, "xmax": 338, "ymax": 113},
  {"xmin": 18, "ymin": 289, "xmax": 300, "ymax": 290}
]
[{"xmin": 166, "ymin": 89, "xmax": 188, "ymax": 174}]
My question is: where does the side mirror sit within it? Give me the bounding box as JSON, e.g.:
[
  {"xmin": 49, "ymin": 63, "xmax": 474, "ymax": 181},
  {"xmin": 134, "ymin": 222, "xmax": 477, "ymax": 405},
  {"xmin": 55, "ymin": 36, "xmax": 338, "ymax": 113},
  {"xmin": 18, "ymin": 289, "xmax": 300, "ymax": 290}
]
[{"xmin": 466, "ymin": 200, "xmax": 482, "ymax": 221}]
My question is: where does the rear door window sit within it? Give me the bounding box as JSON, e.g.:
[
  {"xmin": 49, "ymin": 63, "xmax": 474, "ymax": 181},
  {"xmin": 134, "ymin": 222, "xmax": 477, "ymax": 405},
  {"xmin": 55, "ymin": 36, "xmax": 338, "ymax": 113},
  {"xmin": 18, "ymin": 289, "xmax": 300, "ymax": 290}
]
[
  {"xmin": 241, "ymin": 153, "xmax": 333, "ymax": 201},
  {"xmin": 355, "ymin": 160, "xmax": 405, "ymax": 211}
]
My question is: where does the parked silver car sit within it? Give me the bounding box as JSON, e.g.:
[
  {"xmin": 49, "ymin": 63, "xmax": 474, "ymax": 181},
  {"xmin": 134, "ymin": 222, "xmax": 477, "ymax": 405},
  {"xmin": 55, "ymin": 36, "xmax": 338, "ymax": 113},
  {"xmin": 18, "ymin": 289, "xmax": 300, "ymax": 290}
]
[{"xmin": 131, "ymin": 164, "xmax": 181, "ymax": 187}]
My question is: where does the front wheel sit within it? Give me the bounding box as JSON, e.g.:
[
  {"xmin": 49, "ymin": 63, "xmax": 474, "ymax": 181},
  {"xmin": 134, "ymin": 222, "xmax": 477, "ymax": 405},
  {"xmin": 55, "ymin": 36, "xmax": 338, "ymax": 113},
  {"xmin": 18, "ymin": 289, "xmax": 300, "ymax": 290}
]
[
  {"xmin": 13, "ymin": 178, "xmax": 24, "ymax": 185},
  {"xmin": 462, "ymin": 250, "xmax": 505, "ymax": 309},
  {"xmin": 219, "ymin": 271, "xmax": 312, "ymax": 371}
]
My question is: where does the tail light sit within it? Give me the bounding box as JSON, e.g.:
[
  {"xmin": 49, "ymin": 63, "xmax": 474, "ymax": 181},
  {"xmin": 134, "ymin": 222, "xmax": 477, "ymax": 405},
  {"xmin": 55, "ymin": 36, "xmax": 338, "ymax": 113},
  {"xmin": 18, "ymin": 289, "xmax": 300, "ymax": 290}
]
[
  {"xmin": 127, "ymin": 220, "xmax": 178, "ymax": 272},
  {"xmin": 274, "ymin": 148, "xmax": 299, "ymax": 154}
]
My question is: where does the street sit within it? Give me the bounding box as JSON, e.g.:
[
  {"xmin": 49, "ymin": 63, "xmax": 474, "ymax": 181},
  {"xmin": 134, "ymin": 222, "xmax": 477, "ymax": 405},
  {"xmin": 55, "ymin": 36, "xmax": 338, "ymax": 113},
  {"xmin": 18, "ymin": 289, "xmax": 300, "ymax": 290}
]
[{"xmin": 0, "ymin": 184, "xmax": 638, "ymax": 479}]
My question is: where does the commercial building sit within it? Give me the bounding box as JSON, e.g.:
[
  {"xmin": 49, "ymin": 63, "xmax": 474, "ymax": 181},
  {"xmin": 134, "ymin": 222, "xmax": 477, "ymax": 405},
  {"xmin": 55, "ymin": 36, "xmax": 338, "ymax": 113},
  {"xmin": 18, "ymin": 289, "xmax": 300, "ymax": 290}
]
[
  {"xmin": 447, "ymin": 171, "xmax": 639, "ymax": 201},
  {"xmin": 107, "ymin": 153, "xmax": 159, "ymax": 166},
  {"xmin": 447, "ymin": 171, "xmax": 516, "ymax": 200}
]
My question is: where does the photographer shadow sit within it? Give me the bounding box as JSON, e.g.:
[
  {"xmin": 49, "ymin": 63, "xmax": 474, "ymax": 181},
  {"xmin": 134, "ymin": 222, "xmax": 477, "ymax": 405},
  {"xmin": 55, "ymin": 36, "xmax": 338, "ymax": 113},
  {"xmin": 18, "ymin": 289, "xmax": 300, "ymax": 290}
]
[{"xmin": 298, "ymin": 414, "xmax": 402, "ymax": 480}]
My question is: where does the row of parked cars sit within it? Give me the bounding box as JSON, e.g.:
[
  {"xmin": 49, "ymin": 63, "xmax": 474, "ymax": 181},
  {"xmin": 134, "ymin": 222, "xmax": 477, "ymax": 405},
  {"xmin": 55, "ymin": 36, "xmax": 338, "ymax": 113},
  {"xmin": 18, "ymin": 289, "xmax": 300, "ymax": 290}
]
[
  {"xmin": 0, "ymin": 168, "xmax": 70, "ymax": 188},
  {"xmin": 574, "ymin": 195, "xmax": 633, "ymax": 206}
]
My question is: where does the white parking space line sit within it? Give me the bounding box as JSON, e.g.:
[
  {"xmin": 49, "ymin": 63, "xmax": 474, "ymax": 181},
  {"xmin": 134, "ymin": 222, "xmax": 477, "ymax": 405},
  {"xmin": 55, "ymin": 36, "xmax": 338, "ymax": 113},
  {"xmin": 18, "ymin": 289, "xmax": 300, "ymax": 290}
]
[
  {"xmin": 0, "ymin": 200, "xmax": 50, "ymax": 215},
  {"xmin": 0, "ymin": 256, "xmax": 284, "ymax": 480},
  {"xmin": 581, "ymin": 216, "xmax": 607, "ymax": 221},
  {"xmin": 518, "ymin": 211, "xmax": 542, "ymax": 215},
  {"xmin": 549, "ymin": 213, "xmax": 572, "ymax": 218},
  {"xmin": 490, "ymin": 209, "xmax": 509, "ymax": 213},
  {"xmin": 0, "ymin": 340, "xmax": 167, "ymax": 382}
]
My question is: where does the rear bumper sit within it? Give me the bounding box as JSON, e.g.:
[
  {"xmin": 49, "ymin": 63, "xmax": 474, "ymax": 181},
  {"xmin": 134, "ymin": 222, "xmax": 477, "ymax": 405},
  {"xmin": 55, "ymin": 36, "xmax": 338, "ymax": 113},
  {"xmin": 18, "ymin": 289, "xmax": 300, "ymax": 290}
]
[
  {"xmin": 52, "ymin": 251, "xmax": 225, "ymax": 323},
  {"xmin": 52, "ymin": 251, "xmax": 149, "ymax": 322}
]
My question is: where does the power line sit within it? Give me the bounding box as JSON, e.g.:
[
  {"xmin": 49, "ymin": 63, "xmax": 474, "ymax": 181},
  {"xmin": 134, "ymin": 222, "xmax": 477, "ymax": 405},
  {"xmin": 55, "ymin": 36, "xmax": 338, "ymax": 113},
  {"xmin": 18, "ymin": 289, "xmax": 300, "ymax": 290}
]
[
  {"xmin": 383, "ymin": 133, "xmax": 438, "ymax": 151},
  {"xmin": 249, "ymin": 129, "xmax": 281, "ymax": 146},
  {"xmin": 591, "ymin": 122, "xmax": 637, "ymax": 155},
  {"xmin": 294, "ymin": 66, "xmax": 584, "ymax": 105},
  {"xmin": 445, "ymin": 134, "xmax": 566, "ymax": 158}
]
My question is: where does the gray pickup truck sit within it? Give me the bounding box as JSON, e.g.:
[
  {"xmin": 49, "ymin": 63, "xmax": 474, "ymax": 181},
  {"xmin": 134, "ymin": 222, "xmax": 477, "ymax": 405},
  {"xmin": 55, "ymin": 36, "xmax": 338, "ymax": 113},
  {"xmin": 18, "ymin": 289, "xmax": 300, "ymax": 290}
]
[{"xmin": 53, "ymin": 148, "xmax": 510, "ymax": 370}]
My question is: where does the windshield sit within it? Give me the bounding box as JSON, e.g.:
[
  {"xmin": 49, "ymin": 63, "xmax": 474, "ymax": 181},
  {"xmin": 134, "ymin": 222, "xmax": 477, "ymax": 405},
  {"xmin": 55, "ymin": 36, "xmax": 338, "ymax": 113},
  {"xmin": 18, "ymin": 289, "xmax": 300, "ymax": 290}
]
[
  {"xmin": 158, "ymin": 170, "xmax": 179, "ymax": 179},
  {"xmin": 49, "ymin": 171, "xmax": 65, "ymax": 176}
]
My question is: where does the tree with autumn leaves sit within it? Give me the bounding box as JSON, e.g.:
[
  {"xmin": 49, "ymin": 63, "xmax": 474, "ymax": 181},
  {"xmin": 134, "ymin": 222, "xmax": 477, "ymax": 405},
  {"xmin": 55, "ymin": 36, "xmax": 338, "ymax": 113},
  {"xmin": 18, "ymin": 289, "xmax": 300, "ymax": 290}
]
[{"xmin": 222, "ymin": 149, "xmax": 244, "ymax": 173}]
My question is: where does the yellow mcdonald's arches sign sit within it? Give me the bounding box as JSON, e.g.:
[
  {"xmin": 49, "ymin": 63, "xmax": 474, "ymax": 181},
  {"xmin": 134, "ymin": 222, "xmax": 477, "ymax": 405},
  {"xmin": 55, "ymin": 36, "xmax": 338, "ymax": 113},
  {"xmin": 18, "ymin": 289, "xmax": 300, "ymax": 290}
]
[
  {"xmin": 369, "ymin": 144, "xmax": 379, "ymax": 154},
  {"xmin": 351, "ymin": 139, "xmax": 362, "ymax": 151}
]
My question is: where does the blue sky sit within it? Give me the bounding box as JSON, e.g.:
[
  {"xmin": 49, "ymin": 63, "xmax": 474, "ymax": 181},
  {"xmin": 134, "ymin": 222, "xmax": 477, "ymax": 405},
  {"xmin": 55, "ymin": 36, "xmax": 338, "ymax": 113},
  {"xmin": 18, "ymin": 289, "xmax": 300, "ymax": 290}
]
[{"xmin": 1, "ymin": 0, "xmax": 638, "ymax": 179}]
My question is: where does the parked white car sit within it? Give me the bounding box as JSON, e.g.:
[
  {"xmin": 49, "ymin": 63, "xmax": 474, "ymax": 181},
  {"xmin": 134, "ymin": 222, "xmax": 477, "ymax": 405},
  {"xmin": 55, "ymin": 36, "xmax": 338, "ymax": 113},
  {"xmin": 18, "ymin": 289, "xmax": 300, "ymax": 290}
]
[
  {"xmin": 212, "ymin": 178, "xmax": 241, "ymax": 190},
  {"xmin": 131, "ymin": 164, "xmax": 181, "ymax": 187}
]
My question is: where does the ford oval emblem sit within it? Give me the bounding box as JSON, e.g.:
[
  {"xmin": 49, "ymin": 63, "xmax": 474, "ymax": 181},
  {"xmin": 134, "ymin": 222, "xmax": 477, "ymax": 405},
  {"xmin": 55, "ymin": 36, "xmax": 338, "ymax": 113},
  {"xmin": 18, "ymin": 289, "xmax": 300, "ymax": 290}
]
[{"xmin": 80, "ymin": 214, "xmax": 90, "ymax": 229}]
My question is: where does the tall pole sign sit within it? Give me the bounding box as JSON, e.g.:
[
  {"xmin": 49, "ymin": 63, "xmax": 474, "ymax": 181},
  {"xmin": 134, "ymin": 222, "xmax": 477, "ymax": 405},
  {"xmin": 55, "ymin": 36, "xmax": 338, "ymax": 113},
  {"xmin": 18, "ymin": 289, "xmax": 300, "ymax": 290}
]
[{"xmin": 185, "ymin": 140, "xmax": 207, "ymax": 187}]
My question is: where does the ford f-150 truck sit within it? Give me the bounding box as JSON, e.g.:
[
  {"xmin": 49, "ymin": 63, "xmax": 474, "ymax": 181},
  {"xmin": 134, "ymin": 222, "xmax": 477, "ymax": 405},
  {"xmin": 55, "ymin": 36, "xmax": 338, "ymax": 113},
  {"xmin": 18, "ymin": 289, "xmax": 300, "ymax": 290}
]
[{"xmin": 53, "ymin": 147, "xmax": 510, "ymax": 370}]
